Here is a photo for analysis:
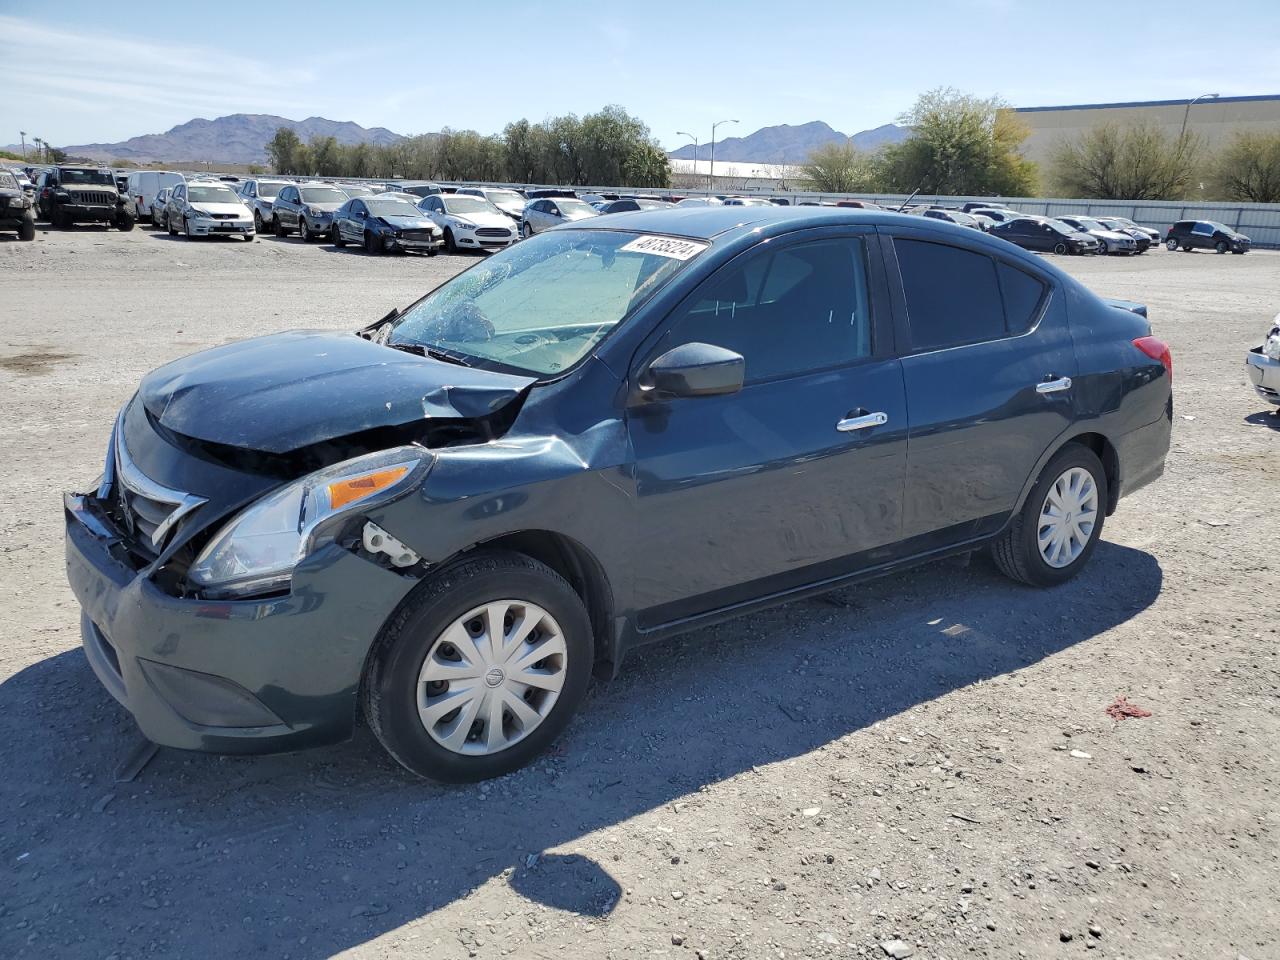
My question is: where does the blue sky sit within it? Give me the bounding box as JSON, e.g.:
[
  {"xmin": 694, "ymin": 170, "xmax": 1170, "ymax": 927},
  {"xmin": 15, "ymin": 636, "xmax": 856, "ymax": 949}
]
[{"xmin": 2, "ymin": 0, "xmax": 1279, "ymax": 149}]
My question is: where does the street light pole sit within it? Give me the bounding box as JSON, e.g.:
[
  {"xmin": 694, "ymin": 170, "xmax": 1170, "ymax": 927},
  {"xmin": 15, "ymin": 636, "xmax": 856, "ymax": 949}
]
[
  {"xmin": 709, "ymin": 119, "xmax": 738, "ymax": 196},
  {"xmin": 1179, "ymin": 92, "xmax": 1219, "ymax": 141},
  {"xmin": 676, "ymin": 130, "xmax": 698, "ymax": 188}
]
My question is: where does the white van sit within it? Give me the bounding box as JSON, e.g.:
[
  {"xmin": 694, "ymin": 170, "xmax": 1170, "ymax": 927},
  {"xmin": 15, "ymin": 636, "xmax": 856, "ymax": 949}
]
[{"xmin": 125, "ymin": 171, "xmax": 185, "ymax": 220}]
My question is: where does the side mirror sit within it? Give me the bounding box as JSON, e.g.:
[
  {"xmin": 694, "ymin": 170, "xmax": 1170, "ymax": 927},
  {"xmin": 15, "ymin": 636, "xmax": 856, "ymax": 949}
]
[{"xmin": 640, "ymin": 342, "xmax": 745, "ymax": 399}]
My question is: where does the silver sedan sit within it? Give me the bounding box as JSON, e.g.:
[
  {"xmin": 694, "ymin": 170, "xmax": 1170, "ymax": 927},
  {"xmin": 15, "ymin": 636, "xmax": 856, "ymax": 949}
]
[{"xmin": 520, "ymin": 197, "xmax": 600, "ymax": 238}]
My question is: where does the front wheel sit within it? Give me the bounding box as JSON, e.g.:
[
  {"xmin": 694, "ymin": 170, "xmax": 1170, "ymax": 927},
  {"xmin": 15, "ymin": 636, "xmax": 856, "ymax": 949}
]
[
  {"xmin": 332, "ymin": 225, "xmax": 345, "ymax": 247},
  {"xmin": 300, "ymin": 218, "xmax": 312, "ymax": 242},
  {"xmin": 362, "ymin": 552, "xmax": 593, "ymax": 782},
  {"xmin": 1215, "ymin": 240, "xmax": 1228, "ymax": 254},
  {"xmin": 1097, "ymin": 240, "xmax": 1108, "ymax": 255},
  {"xmin": 254, "ymin": 210, "xmax": 265, "ymax": 233},
  {"xmin": 991, "ymin": 444, "xmax": 1107, "ymax": 587},
  {"xmin": 1052, "ymin": 241, "xmax": 1067, "ymax": 255},
  {"xmin": 183, "ymin": 216, "xmax": 193, "ymax": 239},
  {"xmin": 364, "ymin": 230, "xmax": 381, "ymax": 254},
  {"xmin": 18, "ymin": 215, "xmax": 35, "ymax": 241},
  {"xmin": 115, "ymin": 210, "xmax": 135, "ymax": 232},
  {"xmin": 522, "ymin": 222, "xmax": 533, "ymax": 239}
]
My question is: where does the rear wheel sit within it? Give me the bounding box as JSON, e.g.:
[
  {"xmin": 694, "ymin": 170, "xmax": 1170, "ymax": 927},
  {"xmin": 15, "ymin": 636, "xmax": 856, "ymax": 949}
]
[
  {"xmin": 991, "ymin": 444, "xmax": 1107, "ymax": 587},
  {"xmin": 362, "ymin": 552, "xmax": 593, "ymax": 782},
  {"xmin": 274, "ymin": 214, "xmax": 289, "ymax": 237},
  {"xmin": 1165, "ymin": 238, "xmax": 1178, "ymax": 251},
  {"xmin": 166, "ymin": 213, "xmax": 177, "ymax": 236}
]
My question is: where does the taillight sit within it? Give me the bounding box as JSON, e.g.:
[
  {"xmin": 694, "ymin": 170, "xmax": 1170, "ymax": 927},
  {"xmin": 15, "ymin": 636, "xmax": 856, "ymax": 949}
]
[{"xmin": 1133, "ymin": 336, "xmax": 1172, "ymax": 383}]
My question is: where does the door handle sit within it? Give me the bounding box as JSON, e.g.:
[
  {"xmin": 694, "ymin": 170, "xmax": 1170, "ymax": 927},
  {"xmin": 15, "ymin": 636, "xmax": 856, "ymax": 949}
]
[
  {"xmin": 1035, "ymin": 376, "xmax": 1072, "ymax": 394},
  {"xmin": 836, "ymin": 411, "xmax": 888, "ymax": 432}
]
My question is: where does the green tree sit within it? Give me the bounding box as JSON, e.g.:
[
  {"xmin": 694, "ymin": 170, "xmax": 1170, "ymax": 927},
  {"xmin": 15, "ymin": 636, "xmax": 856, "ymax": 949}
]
[
  {"xmin": 879, "ymin": 88, "xmax": 1037, "ymax": 196},
  {"xmin": 266, "ymin": 127, "xmax": 305, "ymax": 174},
  {"xmin": 307, "ymin": 135, "xmax": 341, "ymax": 176},
  {"xmin": 622, "ymin": 141, "xmax": 672, "ymax": 188},
  {"xmin": 1049, "ymin": 121, "xmax": 1202, "ymax": 200},
  {"xmin": 1207, "ymin": 131, "xmax": 1280, "ymax": 203},
  {"xmin": 801, "ymin": 141, "xmax": 878, "ymax": 192}
]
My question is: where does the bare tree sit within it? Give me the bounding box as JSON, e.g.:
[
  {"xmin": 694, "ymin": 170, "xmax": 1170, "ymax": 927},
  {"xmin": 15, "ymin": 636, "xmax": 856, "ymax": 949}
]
[
  {"xmin": 1050, "ymin": 121, "xmax": 1203, "ymax": 200},
  {"xmin": 1208, "ymin": 131, "xmax": 1280, "ymax": 203}
]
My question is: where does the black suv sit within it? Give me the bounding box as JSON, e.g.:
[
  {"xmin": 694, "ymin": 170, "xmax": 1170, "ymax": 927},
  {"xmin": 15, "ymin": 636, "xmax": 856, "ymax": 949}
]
[
  {"xmin": 1165, "ymin": 220, "xmax": 1249, "ymax": 254},
  {"xmin": 0, "ymin": 168, "xmax": 35, "ymax": 241},
  {"xmin": 65, "ymin": 208, "xmax": 1172, "ymax": 782},
  {"xmin": 36, "ymin": 166, "xmax": 135, "ymax": 230}
]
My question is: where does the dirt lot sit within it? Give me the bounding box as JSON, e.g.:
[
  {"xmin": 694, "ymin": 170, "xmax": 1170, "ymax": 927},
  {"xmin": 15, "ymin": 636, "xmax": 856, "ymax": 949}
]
[{"xmin": 0, "ymin": 223, "xmax": 1277, "ymax": 960}]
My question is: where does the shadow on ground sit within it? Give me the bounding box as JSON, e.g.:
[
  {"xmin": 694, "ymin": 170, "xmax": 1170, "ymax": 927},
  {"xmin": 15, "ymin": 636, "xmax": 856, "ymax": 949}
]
[
  {"xmin": 0, "ymin": 543, "xmax": 1161, "ymax": 958},
  {"xmin": 1244, "ymin": 409, "xmax": 1280, "ymax": 430}
]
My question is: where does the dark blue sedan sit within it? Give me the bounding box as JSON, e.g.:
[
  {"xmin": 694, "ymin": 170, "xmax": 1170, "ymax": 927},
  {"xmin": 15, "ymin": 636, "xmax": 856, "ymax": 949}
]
[{"xmin": 65, "ymin": 207, "xmax": 1171, "ymax": 782}]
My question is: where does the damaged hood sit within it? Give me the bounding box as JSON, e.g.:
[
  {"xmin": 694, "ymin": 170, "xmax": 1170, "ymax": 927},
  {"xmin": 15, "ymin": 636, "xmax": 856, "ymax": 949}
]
[{"xmin": 138, "ymin": 330, "xmax": 535, "ymax": 454}]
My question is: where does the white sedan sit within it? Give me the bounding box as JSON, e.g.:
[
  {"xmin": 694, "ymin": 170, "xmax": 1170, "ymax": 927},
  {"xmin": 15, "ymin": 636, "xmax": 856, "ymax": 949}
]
[
  {"xmin": 164, "ymin": 180, "xmax": 254, "ymax": 240},
  {"xmin": 416, "ymin": 194, "xmax": 517, "ymax": 253}
]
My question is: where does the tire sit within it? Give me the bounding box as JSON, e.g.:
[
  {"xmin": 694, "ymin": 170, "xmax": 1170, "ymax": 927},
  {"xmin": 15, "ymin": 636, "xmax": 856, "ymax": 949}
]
[
  {"xmin": 115, "ymin": 210, "xmax": 135, "ymax": 232},
  {"xmin": 332, "ymin": 225, "xmax": 345, "ymax": 248},
  {"xmin": 444, "ymin": 228, "xmax": 458, "ymax": 253},
  {"xmin": 1165, "ymin": 238, "xmax": 1178, "ymax": 251},
  {"xmin": 274, "ymin": 215, "xmax": 289, "ymax": 237},
  {"xmin": 300, "ymin": 218, "xmax": 312, "ymax": 242},
  {"xmin": 1181, "ymin": 244, "xmax": 1192, "ymax": 252},
  {"xmin": 167, "ymin": 214, "xmax": 177, "ymax": 236},
  {"xmin": 1052, "ymin": 241, "xmax": 1067, "ymax": 255},
  {"xmin": 243, "ymin": 233, "xmax": 255, "ymax": 242},
  {"xmin": 522, "ymin": 222, "xmax": 533, "ymax": 239},
  {"xmin": 362, "ymin": 551, "xmax": 593, "ymax": 782},
  {"xmin": 254, "ymin": 210, "xmax": 264, "ymax": 233},
  {"xmin": 364, "ymin": 231, "xmax": 381, "ymax": 254},
  {"xmin": 427, "ymin": 248, "xmax": 438, "ymax": 257},
  {"xmin": 18, "ymin": 215, "xmax": 35, "ymax": 241},
  {"xmin": 991, "ymin": 444, "xmax": 1107, "ymax": 588},
  {"xmin": 1215, "ymin": 240, "xmax": 1228, "ymax": 254},
  {"xmin": 1097, "ymin": 240, "xmax": 1108, "ymax": 255},
  {"xmin": 183, "ymin": 216, "xmax": 193, "ymax": 240}
]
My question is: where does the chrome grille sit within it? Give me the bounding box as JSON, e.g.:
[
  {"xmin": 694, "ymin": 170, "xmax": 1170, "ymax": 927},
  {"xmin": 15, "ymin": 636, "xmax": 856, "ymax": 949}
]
[
  {"xmin": 111, "ymin": 416, "xmax": 206, "ymax": 554},
  {"xmin": 476, "ymin": 227, "xmax": 511, "ymax": 238},
  {"xmin": 71, "ymin": 190, "xmax": 116, "ymax": 205},
  {"xmin": 210, "ymin": 212, "xmax": 237, "ymax": 220},
  {"xmin": 401, "ymin": 229, "xmax": 436, "ymax": 240}
]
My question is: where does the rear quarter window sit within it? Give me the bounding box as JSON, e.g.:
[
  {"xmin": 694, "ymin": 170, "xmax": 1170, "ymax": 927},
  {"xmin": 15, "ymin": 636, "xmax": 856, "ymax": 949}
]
[
  {"xmin": 997, "ymin": 262, "xmax": 1048, "ymax": 334},
  {"xmin": 894, "ymin": 239, "xmax": 1005, "ymax": 351}
]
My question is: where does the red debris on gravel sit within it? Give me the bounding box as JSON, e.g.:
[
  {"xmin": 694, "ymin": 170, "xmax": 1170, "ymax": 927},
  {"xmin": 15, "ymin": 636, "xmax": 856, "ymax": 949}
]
[{"xmin": 1106, "ymin": 696, "xmax": 1152, "ymax": 721}]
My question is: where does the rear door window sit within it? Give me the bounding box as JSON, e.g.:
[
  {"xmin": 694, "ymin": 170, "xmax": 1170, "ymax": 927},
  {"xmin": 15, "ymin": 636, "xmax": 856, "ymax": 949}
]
[
  {"xmin": 997, "ymin": 262, "xmax": 1048, "ymax": 334},
  {"xmin": 895, "ymin": 239, "xmax": 1005, "ymax": 351}
]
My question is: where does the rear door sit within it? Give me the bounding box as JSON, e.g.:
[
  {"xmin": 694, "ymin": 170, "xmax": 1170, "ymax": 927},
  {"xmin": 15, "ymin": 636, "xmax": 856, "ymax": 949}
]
[
  {"xmin": 627, "ymin": 227, "xmax": 908, "ymax": 627},
  {"xmin": 884, "ymin": 229, "xmax": 1077, "ymax": 549}
]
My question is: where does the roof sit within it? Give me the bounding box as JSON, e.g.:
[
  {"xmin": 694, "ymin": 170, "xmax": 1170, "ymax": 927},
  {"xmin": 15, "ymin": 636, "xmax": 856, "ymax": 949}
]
[
  {"xmin": 574, "ymin": 206, "xmax": 894, "ymax": 240},
  {"xmin": 1017, "ymin": 93, "xmax": 1280, "ymax": 113}
]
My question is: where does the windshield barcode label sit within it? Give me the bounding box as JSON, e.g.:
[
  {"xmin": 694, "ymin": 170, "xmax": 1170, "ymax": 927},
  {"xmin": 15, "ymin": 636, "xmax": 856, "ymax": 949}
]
[{"xmin": 619, "ymin": 236, "xmax": 708, "ymax": 260}]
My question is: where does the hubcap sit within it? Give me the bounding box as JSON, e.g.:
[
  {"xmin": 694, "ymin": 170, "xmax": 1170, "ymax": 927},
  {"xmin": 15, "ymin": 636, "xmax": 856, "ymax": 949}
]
[
  {"xmin": 417, "ymin": 600, "xmax": 567, "ymax": 756},
  {"xmin": 1038, "ymin": 466, "xmax": 1098, "ymax": 568}
]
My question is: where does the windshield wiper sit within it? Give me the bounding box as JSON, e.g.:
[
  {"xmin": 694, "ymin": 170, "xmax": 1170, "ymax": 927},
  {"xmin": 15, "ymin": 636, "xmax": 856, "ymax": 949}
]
[{"xmin": 386, "ymin": 341, "xmax": 473, "ymax": 368}]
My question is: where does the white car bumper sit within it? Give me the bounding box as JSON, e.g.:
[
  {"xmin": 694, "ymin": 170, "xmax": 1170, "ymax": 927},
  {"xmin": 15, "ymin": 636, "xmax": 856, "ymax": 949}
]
[
  {"xmin": 1246, "ymin": 347, "xmax": 1280, "ymax": 405},
  {"xmin": 455, "ymin": 228, "xmax": 517, "ymax": 249},
  {"xmin": 188, "ymin": 217, "xmax": 254, "ymax": 237}
]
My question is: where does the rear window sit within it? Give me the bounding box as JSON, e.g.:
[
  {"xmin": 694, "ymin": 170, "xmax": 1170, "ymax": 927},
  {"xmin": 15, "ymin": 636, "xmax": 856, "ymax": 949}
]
[{"xmin": 895, "ymin": 239, "xmax": 1004, "ymax": 351}]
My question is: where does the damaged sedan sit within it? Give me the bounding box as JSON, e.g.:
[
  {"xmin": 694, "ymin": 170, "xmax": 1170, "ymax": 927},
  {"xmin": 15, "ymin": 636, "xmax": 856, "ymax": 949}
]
[{"xmin": 65, "ymin": 207, "xmax": 1173, "ymax": 782}]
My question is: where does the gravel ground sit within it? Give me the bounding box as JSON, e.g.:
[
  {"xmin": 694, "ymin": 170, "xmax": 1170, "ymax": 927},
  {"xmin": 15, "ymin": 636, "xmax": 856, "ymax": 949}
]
[{"xmin": 0, "ymin": 223, "xmax": 1277, "ymax": 960}]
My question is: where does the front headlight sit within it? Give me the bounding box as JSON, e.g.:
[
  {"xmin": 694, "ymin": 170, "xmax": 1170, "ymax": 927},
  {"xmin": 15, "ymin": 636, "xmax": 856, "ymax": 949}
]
[
  {"xmin": 7, "ymin": 196, "xmax": 23, "ymax": 208},
  {"xmin": 188, "ymin": 446, "xmax": 430, "ymax": 598},
  {"xmin": 453, "ymin": 218, "xmax": 476, "ymax": 230}
]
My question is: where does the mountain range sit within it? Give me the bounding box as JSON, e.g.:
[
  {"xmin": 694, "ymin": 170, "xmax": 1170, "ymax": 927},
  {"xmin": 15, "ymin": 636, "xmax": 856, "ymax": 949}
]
[
  {"xmin": 668, "ymin": 121, "xmax": 909, "ymax": 164},
  {"xmin": 9, "ymin": 116, "xmax": 909, "ymax": 168},
  {"xmin": 51, "ymin": 114, "xmax": 404, "ymax": 165}
]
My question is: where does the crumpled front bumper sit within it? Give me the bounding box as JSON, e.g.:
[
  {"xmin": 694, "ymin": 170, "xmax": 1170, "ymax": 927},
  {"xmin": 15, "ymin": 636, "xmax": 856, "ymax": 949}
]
[
  {"xmin": 1246, "ymin": 346, "xmax": 1280, "ymax": 405},
  {"xmin": 64, "ymin": 491, "xmax": 416, "ymax": 754}
]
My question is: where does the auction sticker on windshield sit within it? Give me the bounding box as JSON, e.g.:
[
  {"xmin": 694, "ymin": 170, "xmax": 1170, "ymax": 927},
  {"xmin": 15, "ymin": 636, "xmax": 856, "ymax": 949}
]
[{"xmin": 619, "ymin": 236, "xmax": 708, "ymax": 260}]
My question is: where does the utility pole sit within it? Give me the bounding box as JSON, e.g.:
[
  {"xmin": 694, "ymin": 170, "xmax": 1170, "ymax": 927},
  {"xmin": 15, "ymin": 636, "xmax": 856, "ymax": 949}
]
[
  {"xmin": 676, "ymin": 131, "xmax": 698, "ymax": 188},
  {"xmin": 709, "ymin": 119, "xmax": 738, "ymax": 196},
  {"xmin": 1179, "ymin": 92, "xmax": 1219, "ymax": 141}
]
